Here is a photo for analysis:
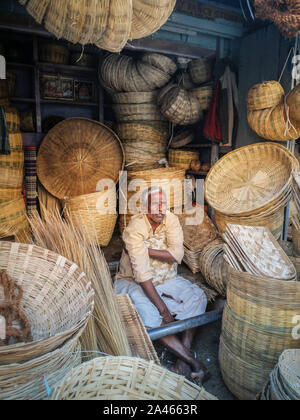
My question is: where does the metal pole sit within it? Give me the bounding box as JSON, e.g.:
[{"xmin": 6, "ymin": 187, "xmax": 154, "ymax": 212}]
[{"xmin": 148, "ymin": 306, "xmax": 224, "ymax": 341}]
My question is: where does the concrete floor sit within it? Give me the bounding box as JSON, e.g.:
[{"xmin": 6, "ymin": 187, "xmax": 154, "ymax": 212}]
[{"xmin": 103, "ymin": 228, "xmax": 236, "ymax": 401}]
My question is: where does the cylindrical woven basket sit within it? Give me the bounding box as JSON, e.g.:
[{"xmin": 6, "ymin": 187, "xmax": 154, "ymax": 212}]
[
  {"xmin": 116, "ymin": 121, "xmax": 169, "ymax": 142},
  {"xmin": 170, "ymin": 130, "xmax": 194, "ymax": 149},
  {"xmin": 0, "ymin": 241, "xmax": 94, "ymax": 364},
  {"xmin": 190, "ymin": 85, "xmax": 214, "ymax": 111},
  {"xmin": 4, "ymin": 106, "xmax": 20, "ymax": 133},
  {"xmin": 20, "ymin": 109, "xmax": 35, "ymax": 132},
  {"xmin": 0, "ymin": 133, "xmax": 24, "ymax": 190},
  {"xmin": 0, "ymin": 331, "xmax": 82, "ymax": 400},
  {"xmin": 62, "ymin": 190, "xmax": 118, "ymax": 247},
  {"xmin": 219, "ymin": 267, "xmax": 300, "ymax": 400},
  {"xmin": 39, "ymin": 43, "xmax": 69, "ymax": 64},
  {"xmin": 188, "ymin": 58, "xmax": 212, "ymax": 85},
  {"xmin": 141, "ymin": 53, "xmax": 177, "ymax": 76},
  {"xmin": 246, "ymin": 81, "xmax": 284, "ymax": 111},
  {"xmin": 125, "ymin": 168, "xmax": 186, "ymax": 214},
  {"xmin": 0, "ymin": 188, "xmax": 22, "ymax": 204},
  {"xmin": 248, "ymin": 101, "xmax": 300, "ymax": 141},
  {"xmin": 111, "ymin": 91, "xmax": 159, "ymax": 104},
  {"xmin": 205, "ymin": 142, "xmax": 299, "ymax": 216},
  {"xmin": 0, "ymin": 196, "xmax": 29, "ymax": 240},
  {"xmin": 292, "ymin": 225, "xmax": 300, "ymax": 257},
  {"xmin": 168, "ymin": 149, "xmax": 200, "ymax": 170},
  {"xmin": 113, "ymin": 103, "xmax": 165, "ymax": 122},
  {"xmin": 51, "ymin": 356, "xmax": 217, "ymax": 400},
  {"xmin": 176, "ymin": 72, "xmax": 196, "ymax": 90}
]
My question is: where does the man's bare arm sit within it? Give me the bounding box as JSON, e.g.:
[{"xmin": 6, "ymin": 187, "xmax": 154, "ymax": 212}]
[
  {"xmin": 140, "ymin": 280, "xmax": 174, "ymax": 325},
  {"xmin": 148, "ymin": 249, "xmax": 177, "ymax": 264}
]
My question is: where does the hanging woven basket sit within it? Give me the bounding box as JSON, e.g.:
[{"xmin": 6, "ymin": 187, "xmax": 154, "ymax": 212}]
[
  {"xmin": 246, "ymin": 81, "xmax": 284, "ymax": 111},
  {"xmin": 37, "ymin": 118, "xmax": 125, "ymax": 199}
]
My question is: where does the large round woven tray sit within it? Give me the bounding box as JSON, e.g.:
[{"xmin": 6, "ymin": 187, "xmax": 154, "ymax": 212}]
[
  {"xmin": 51, "ymin": 356, "xmax": 217, "ymax": 400},
  {"xmin": 205, "ymin": 142, "xmax": 299, "ymax": 216},
  {"xmin": 37, "ymin": 118, "xmax": 125, "ymax": 199}
]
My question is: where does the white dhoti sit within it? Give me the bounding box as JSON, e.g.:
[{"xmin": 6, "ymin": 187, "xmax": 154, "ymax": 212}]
[{"xmin": 114, "ymin": 276, "xmax": 207, "ymax": 329}]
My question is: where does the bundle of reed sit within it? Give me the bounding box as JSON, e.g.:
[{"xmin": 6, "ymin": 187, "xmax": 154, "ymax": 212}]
[
  {"xmin": 29, "ymin": 209, "xmax": 132, "ymax": 359},
  {"xmin": 37, "ymin": 181, "xmax": 61, "ymax": 220}
]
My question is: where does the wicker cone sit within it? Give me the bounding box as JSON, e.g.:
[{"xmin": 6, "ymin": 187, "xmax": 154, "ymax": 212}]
[
  {"xmin": 188, "ymin": 58, "xmax": 212, "ymax": 85},
  {"xmin": 205, "ymin": 142, "xmax": 299, "ymax": 216},
  {"xmin": 20, "ymin": 109, "xmax": 35, "ymax": 132},
  {"xmin": 248, "ymin": 101, "xmax": 300, "ymax": 141},
  {"xmin": 39, "ymin": 43, "xmax": 69, "ymax": 64},
  {"xmin": 0, "ymin": 331, "xmax": 82, "ymax": 400},
  {"xmin": 4, "ymin": 107, "xmax": 20, "ymax": 133},
  {"xmin": 190, "ymin": 85, "xmax": 214, "ymax": 111},
  {"xmin": 0, "ymin": 241, "xmax": 94, "ymax": 364},
  {"xmin": 51, "ymin": 356, "xmax": 218, "ymax": 400},
  {"xmin": 131, "ymin": 0, "xmax": 176, "ymax": 39},
  {"xmin": 116, "ymin": 294, "xmax": 159, "ymax": 364},
  {"xmin": 246, "ymin": 81, "xmax": 284, "ymax": 111},
  {"xmin": 37, "ymin": 118, "xmax": 124, "ymax": 199},
  {"xmin": 168, "ymin": 149, "xmax": 200, "ymax": 170},
  {"xmin": 62, "ymin": 190, "xmax": 118, "ymax": 247}
]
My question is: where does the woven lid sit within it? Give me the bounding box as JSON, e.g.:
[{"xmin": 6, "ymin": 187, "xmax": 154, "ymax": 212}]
[{"xmin": 37, "ymin": 118, "xmax": 124, "ymax": 199}]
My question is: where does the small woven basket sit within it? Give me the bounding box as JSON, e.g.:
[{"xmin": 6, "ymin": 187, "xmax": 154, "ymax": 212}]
[
  {"xmin": 4, "ymin": 106, "xmax": 20, "ymax": 133},
  {"xmin": 190, "ymin": 85, "xmax": 214, "ymax": 111},
  {"xmin": 246, "ymin": 81, "xmax": 284, "ymax": 111},
  {"xmin": 0, "ymin": 241, "xmax": 94, "ymax": 364},
  {"xmin": 51, "ymin": 356, "xmax": 217, "ymax": 400},
  {"xmin": 39, "ymin": 43, "xmax": 69, "ymax": 64},
  {"xmin": 168, "ymin": 149, "xmax": 200, "ymax": 170},
  {"xmin": 188, "ymin": 58, "xmax": 212, "ymax": 85},
  {"xmin": 62, "ymin": 189, "xmax": 118, "ymax": 247}
]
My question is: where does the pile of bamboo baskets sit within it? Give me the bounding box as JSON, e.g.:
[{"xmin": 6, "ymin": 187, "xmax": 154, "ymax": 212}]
[
  {"xmin": 259, "ymin": 350, "xmax": 300, "ymax": 400},
  {"xmin": 0, "ymin": 241, "xmax": 94, "ymax": 400},
  {"xmin": 219, "ymin": 225, "xmax": 300, "ymax": 400},
  {"xmin": 205, "ymin": 143, "xmax": 300, "ymax": 239},
  {"xmin": 20, "ymin": 0, "xmax": 176, "ymax": 53},
  {"xmin": 50, "ymin": 356, "xmax": 217, "ymax": 400}
]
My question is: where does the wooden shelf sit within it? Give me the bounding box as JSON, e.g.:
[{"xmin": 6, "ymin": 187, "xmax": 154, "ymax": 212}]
[
  {"xmin": 37, "ymin": 62, "xmax": 97, "ymax": 74},
  {"xmin": 187, "ymin": 170, "xmax": 209, "ymax": 176},
  {"xmin": 40, "ymin": 99, "xmax": 99, "ymax": 107},
  {"xmin": 11, "ymin": 97, "xmax": 35, "ymax": 103},
  {"xmin": 7, "ymin": 62, "xmax": 34, "ymax": 69}
]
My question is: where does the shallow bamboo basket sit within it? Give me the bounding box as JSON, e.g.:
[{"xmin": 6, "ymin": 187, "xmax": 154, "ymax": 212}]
[
  {"xmin": 0, "ymin": 331, "xmax": 81, "ymax": 400},
  {"xmin": 4, "ymin": 107, "xmax": 20, "ymax": 133},
  {"xmin": 205, "ymin": 142, "xmax": 299, "ymax": 216},
  {"xmin": 62, "ymin": 190, "xmax": 118, "ymax": 247},
  {"xmin": 188, "ymin": 58, "xmax": 212, "ymax": 85},
  {"xmin": 246, "ymin": 81, "xmax": 284, "ymax": 111},
  {"xmin": 20, "ymin": 109, "xmax": 35, "ymax": 132},
  {"xmin": 292, "ymin": 225, "xmax": 300, "ymax": 257},
  {"xmin": 219, "ymin": 267, "xmax": 300, "ymax": 400},
  {"xmin": 168, "ymin": 149, "xmax": 200, "ymax": 170},
  {"xmin": 190, "ymin": 85, "xmax": 214, "ymax": 111},
  {"xmin": 39, "ymin": 43, "xmax": 69, "ymax": 64},
  {"xmin": 0, "ymin": 241, "xmax": 94, "ymax": 364},
  {"xmin": 51, "ymin": 356, "xmax": 217, "ymax": 400}
]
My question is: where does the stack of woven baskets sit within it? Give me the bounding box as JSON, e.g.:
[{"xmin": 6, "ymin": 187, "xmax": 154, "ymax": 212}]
[
  {"xmin": 0, "ymin": 74, "xmax": 31, "ymax": 243},
  {"xmin": 37, "ymin": 118, "xmax": 125, "ymax": 246},
  {"xmin": 205, "ymin": 142, "xmax": 300, "ymax": 240},
  {"xmin": 259, "ymin": 350, "xmax": 300, "ymax": 400},
  {"xmin": 291, "ymin": 172, "xmax": 300, "ymax": 257},
  {"xmin": 219, "ymin": 225, "xmax": 300, "ymax": 400},
  {"xmin": 0, "ymin": 241, "xmax": 94, "ymax": 400},
  {"xmin": 247, "ymin": 80, "xmax": 300, "ymax": 141},
  {"xmin": 101, "ymin": 53, "xmax": 177, "ymax": 172}
]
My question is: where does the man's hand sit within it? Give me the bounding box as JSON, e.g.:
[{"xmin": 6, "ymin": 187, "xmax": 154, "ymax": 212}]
[
  {"xmin": 140, "ymin": 279, "xmax": 174, "ymax": 325},
  {"xmin": 148, "ymin": 248, "xmax": 177, "ymax": 264},
  {"xmin": 160, "ymin": 307, "xmax": 174, "ymax": 325}
]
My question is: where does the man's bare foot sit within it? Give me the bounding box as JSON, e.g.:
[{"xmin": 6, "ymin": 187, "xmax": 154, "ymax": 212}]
[
  {"xmin": 190, "ymin": 360, "xmax": 210, "ymax": 386},
  {"xmin": 172, "ymin": 359, "xmax": 192, "ymax": 379}
]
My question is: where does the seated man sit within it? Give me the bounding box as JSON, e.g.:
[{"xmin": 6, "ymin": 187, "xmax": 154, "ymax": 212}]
[{"xmin": 115, "ymin": 186, "xmax": 209, "ymax": 385}]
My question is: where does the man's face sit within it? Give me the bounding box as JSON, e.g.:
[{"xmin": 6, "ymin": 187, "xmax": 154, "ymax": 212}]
[{"xmin": 147, "ymin": 192, "xmax": 167, "ymax": 224}]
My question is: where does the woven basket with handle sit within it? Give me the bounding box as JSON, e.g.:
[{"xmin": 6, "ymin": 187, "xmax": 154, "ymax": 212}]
[
  {"xmin": 0, "ymin": 241, "xmax": 94, "ymax": 364},
  {"xmin": 51, "ymin": 356, "xmax": 218, "ymax": 400}
]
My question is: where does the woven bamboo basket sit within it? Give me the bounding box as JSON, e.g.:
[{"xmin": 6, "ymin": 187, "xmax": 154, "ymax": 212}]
[
  {"xmin": 190, "ymin": 85, "xmax": 214, "ymax": 111},
  {"xmin": 168, "ymin": 149, "xmax": 200, "ymax": 170},
  {"xmin": 20, "ymin": 109, "xmax": 35, "ymax": 132},
  {"xmin": 205, "ymin": 142, "xmax": 299, "ymax": 217},
  {"xmin": 111, "ymin": 91, "xmax": 159, "ymax": 105},
  {"xmin": 219, "ymin": 267, "xmax": 300, "ymax": 400},
  {"xmin": 160, "ymin": 86, "xmax": 202, "ymax": 126},
  {"xmin": 0, "ymin": 241, "xmax": 94, "ymax": 364},
  {"xmin": 170, "ymin": 130, "xmax": 194, "ymax": 149},
  {"xmin": 188, "ymin": 58, "xmax": 212, "ymax": 85},
  {"xmin": 141, "ymin": 53, "xmax": 177, "ymax": 76},
  {"xmin": 176, "ymin": 72, "xmax": 196, "ymax": 90},
  {"xmin": 123, "ymin": 139, "xmax": 167, "ymax": 172},
  {"xmin": 62, "ymin": 190, "xmax": 117, "ymax": 247},
  {"xmin": 292, "ymin": 225, "xmax": 300, "ymax": 257},
  {"xmin": 0, "ymin": 133, "xmax": 24, "ymax": 190},
  {"xmin": 116, "ymin": 121, "xmax": 169, "ymax": 142},
  {"xmin": 0, "ymin": 188, "xmax": 22, "ymax": 204},
  {"xmin": 248, "ymin": 101, "xmax": 300, "ymax": 141},
  {"xmin": 215, "ymin": 208, "xmax": 285, "ymax": 240},
  {"xmin": 51, "ymin": 356, "xmax": 217, "ymax": 400},
  {"xmin": 113, "ymin": 103, "xmax": 165, "ymax": 122},
  {"xmin": 0, "ymin": 196, "xmax": 28, "ymax": 240},
  {"xmin": 246, "ymin": 81, "xmax": 284, "ymax": 111},
  {"xmin": 124, "ymin": 168, "xmax": 186, "ymax": 214},
  {"xmin": 39, "ymin": 43, "xmax": 69, "ymax": 64},
  {"xmin": 4, "ymin": 106, "xmax": 20, "ymax": 133},
  {"xmin": 0, "ymin": 331, "xmax": 82, "ymax": 400},
  {"xmin": 37, "ymin": 118, "xmax": 125, "ymax": 199}
]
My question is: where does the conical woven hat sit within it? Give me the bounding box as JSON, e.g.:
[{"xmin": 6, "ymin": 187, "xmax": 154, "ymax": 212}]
[{"xmin": 37, "ymin": 118, "xmax": 124, "ymax": 199}]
